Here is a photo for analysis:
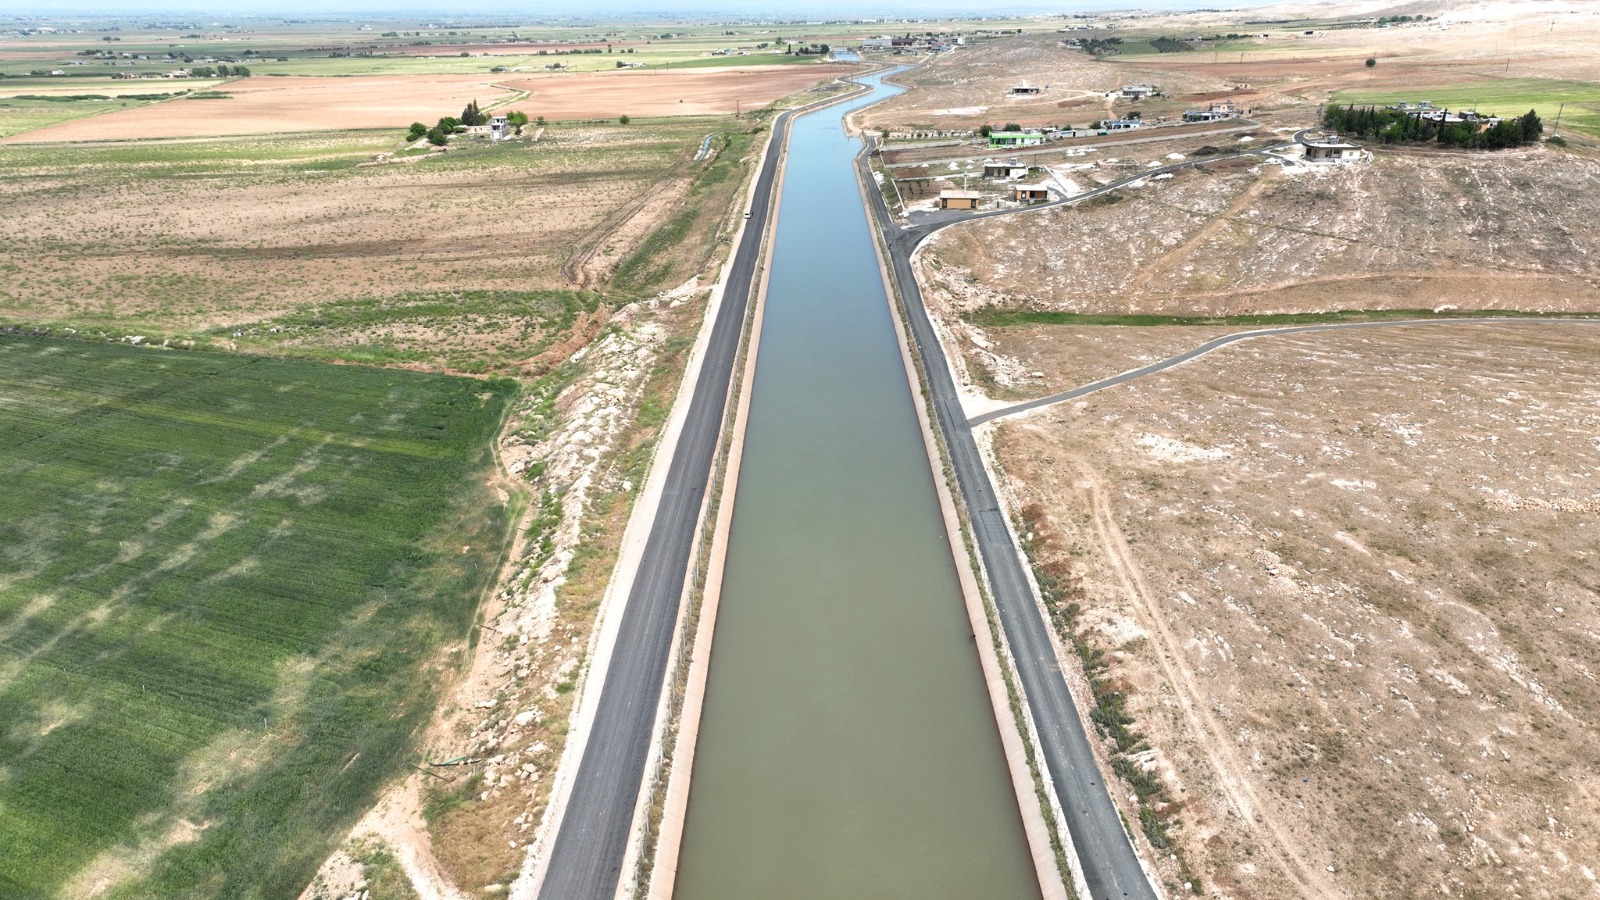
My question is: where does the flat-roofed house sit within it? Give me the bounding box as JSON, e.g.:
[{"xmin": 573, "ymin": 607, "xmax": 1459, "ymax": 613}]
[
  {"xmin": 1011, "ymin": 184, "xmax": 1050, "ymax": 203},
  {"xmin": 938, "ymin": 190, "xmax": 982, "ymax": 210}
]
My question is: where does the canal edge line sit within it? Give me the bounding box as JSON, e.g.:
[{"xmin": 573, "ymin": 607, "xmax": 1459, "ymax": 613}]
[
  {"xmin": 851, "ymin": 138, "xmax": 1075, "ymax": 900},
  {"xmin": 629, "ymin": 74, "xmax": 881, "ymax": 900}
]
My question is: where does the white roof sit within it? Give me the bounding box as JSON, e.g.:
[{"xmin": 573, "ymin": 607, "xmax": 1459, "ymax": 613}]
[{"xmin": 940, "ymin": 190, "xmax": 983, "ymax": 199}]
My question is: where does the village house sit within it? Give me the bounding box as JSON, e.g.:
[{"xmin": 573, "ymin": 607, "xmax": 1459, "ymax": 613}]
[
  {"xmin": 1008, "ymin": 83, "xmax": 1044, "ymax": 96},
  {"xmin": 1102, "ymin": 118, "xmax": 1143, "ymax": 132},
  {"xmin": 938, "ymin": 189, "xmax": 982, "ymax": 210},
  {"xmin": 489, "ymin": 115, "xmax": 511, "ymax": 141},
  {"xmin": 982, "ymin": 158, "xmax": 1031, "ymax": 180},
  {"xmin": 1011, "ymin": 184, "xmax": 1051, "ymax": 203},
  {"xmin": 988, "ymin": 131, "xmax": 1046, "ymax": 149},
  {"xmin": 1184, "ymin": 99, "xmax": 1237, "ymax": 122},
  {"xmin": 1120, "ymin": 83, "xmax": 1158, "ymax": 99},
  {"xmin": 1302, "ymin": 134, "xmax": 1365, "ymax": 162}
]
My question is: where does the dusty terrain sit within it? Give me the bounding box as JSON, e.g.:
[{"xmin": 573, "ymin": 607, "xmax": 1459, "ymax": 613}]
[
  {"xmin": 992, "ymin": 324, "xmax": 1600, "ymax": 899},
  {"xmin": 919, "ymin": 150, "xmax": 1600, "ymax": 320},
  {"xmin": 1127, "ymin": 1, "xmax": 1600, "ymax": 111},
  {"xmin": 865, "ymin": 35, "xmax": 1231, "ymax": 134},
  {"xmin": 0, "ymin": 118, "xmax": 748, "ymax": 373},
  {"xmin": 894, "ymin": 8, "xmax": 1600, "ymax": 898},
  {"xmin": 1, "ymin": 74, "xmax": 516, "ymax": 142},
  {"xmin": 499, "ymin": 64, "xmax": 851, "ymax": 119},
  {"xmin": 3, "ymin": 65, "xmax": 847, "ymax": 143},
  {"xmin": 870, "ymin": 1, "xmax": 1600, "ymax": 135}
]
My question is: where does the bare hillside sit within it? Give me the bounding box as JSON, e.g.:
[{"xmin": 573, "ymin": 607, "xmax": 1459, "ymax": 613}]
[
  {"xmin": 922, "ymin": 150, "xmax": 1600, "ymax": 318},
  {"xmin": 996, "ymin": 324, "xmax": 1600, "ymax": 899}
]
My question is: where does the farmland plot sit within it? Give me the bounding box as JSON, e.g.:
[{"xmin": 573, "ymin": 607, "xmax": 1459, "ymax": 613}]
[{"xmin": 0, "ymin": 337, "xmax": 515, "ymax": 899}]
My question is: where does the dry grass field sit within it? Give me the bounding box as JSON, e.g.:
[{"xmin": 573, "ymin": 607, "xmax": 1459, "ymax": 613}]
[
  {"xmin": 1, "ymin": 66, "xmax": 849, "ymax": 143},
  {"xmin": 871, "ymin": 1, "xmax": 1600, "ymax": 135},
  {"xmin": 0, "ymin": 115, "xmax": 759, "ymax": 374},
  {"xmin": 0, "ymin": 21, "xmax": 830, "ymax": 895},
  {"xmin": 894, "ymin": 6, "xmax": 1600, "ymax": 899},
  {"xmin": 0, "ymin": 75, "xmax": 517, "ymax": 143},
  {"xmin": 990, "ymin": 324, "xmax": 1600, "ymax": 899},
  {"xmin": 500, "ymin": 64, "xmax": 852, "ymax": 119},
  {"xmin": 864, "ymin": 33, "xmax": 1227, "ymax": 134},
  {"xmin": 919, "ymin": 150, "xmax": 1600, "ymax": 321}
]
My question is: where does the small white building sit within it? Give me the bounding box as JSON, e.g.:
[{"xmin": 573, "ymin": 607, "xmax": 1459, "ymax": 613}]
[
  {"xmin": 938, "ymin": 189, "xmax": 982, "ymax": 210},
  {"xmin": 1120, "ymin": 84, "xmax": 1157, "ymax": 99},
  {"xmin": 982, "ymin": 158, "xmax": 1030, "ymax": 179},
  {"xmin": 489, "ymin": 115, "xmax": 510, "ymax": 140},
  {"xmin": 1302, "ymin": 134, "xmax": 1365, "ymax": 162}
]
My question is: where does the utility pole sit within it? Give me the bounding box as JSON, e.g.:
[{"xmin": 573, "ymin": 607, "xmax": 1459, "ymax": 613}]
[{"xmin": 1555, "ymin": 102, "xmax": 1564, "ymax": 131}]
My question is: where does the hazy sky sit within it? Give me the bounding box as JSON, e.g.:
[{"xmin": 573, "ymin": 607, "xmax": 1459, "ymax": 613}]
[{"xmin": 19, "ymin": 0, "xmax": 1279, "ymax": 18}]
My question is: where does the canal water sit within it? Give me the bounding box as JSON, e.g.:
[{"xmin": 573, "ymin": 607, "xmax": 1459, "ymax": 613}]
[{"xmin": 671, "ymin": 71, "xmax": 1042, "ymax": 900}]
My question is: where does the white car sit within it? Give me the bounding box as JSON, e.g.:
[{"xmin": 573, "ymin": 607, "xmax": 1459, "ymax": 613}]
[{"xmin": 744, "ymin": 211, "xmax": 752, "ymax": 219}]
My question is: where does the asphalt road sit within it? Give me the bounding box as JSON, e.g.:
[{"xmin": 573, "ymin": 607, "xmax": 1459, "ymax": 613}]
[
  {"xmin": 858, "ymin": 145, "xmax": 1162, "ymax": 900},
  {"xmin": 972, "ymin": 317, "xmax": 1600, "ymax": 426},
  {"xmin": 534, "ymin": 92, "xmax": 842, "ymax": 900}
]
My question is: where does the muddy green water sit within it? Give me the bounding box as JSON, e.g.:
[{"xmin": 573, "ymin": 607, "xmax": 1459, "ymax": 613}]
[{"xmin": 671, "ymin": 72, "xmax": 1043, "ymax": 900}]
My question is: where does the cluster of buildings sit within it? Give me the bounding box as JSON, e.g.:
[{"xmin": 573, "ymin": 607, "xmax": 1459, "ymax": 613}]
[
  {"xmin": 859, "ymin": 34, "xmax": 962, "ymax": 53},
  {"xmin": 1387, "ymin": 101, "xmax": 1503, "ymax": 128},
  {"xmin": 113, "ymin": 69, "xmax": 195, "ymax": 79},
  {"xmin": 1182, "ymin": 99, "xmax": 1240, "ymax": 123},
  {"xmin": 935, "ymin": 157, "xmax": 1053, "ymax": 210}
]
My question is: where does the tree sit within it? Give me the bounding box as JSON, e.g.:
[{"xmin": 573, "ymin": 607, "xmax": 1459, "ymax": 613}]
[
  {"xmin": 1002, "ymin": 122, "xmax": 1022, "ymax": 132},
  {"xmin": 506, "ymin": 110, "xmax": 528, "ymax": 128},
  {"xmin": 978, "ymin": 124, "xmax": 993, "ymax": 137},
  {"xmin": 1518, "ymin": 108, "xmax": 1542, "ymax": 142},
  {"xmin": 619, "ymin": 114, "xmax": 631, "ymax": 125},
  {"xmin": 437, "ymin": 115, "xmax": 460, "ymax": 132},
  {"xmin": 425, "ymin": 126, "xmax": 448, "ymax": 146},
  {"xmin": 407, "ymin": 121, "xmax": 427, "ymax": 140},
  {"xmin": 1365, "ymin": 57, "xmax": 1377, "ymax": 67},
  {"xmin": 535, "ymin": 115, "xmax": 546, "ymax": 126},
  {"xmin": 460, "ymin": 99, "xmax": 486, "ymax": 127}
]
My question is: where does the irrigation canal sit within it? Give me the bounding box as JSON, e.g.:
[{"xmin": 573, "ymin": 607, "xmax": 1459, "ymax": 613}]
[{"xmin": 669, "ymin": 71, "xmax": 1043, "ymax": 899}]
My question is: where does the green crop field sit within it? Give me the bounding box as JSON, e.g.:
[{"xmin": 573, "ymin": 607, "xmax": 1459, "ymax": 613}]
[
  {"xmin": 0, "ymin": 95, "xmax": 147, "ymax": 138},
  {"xmin": 1333, "ymin": 77, "xmax": 1600, "ymax": 135},
  {"xmin": 0, "ymin": 337, "xmax": 517, "ymax": 899}
]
